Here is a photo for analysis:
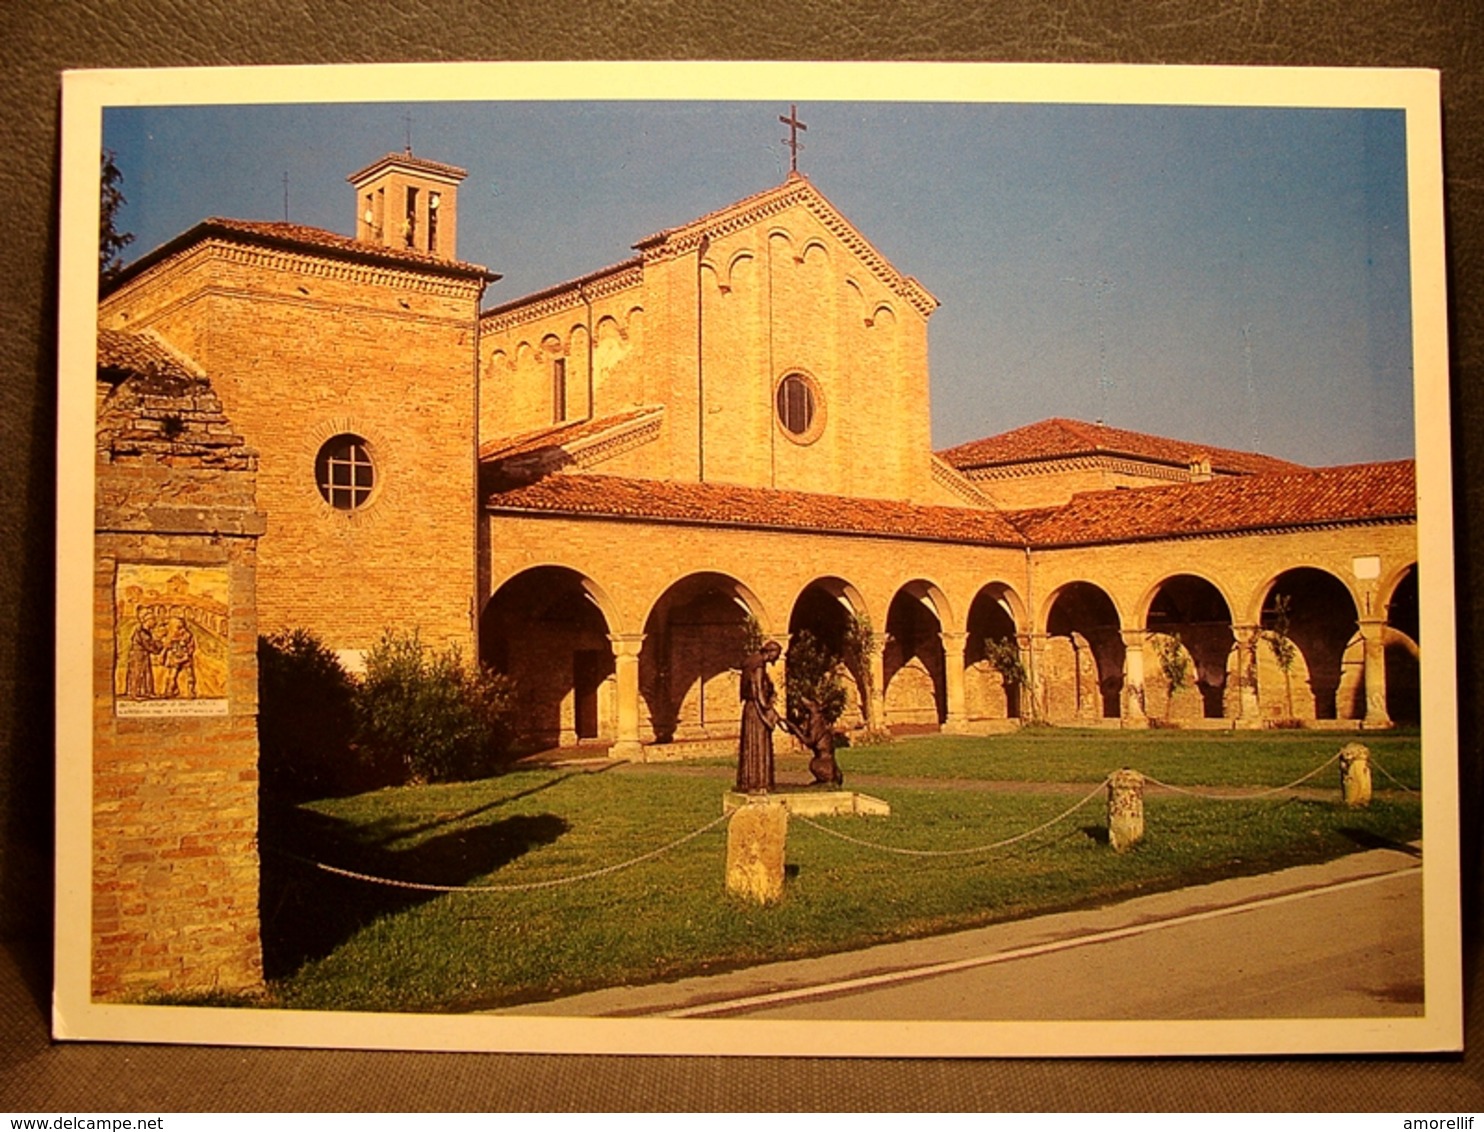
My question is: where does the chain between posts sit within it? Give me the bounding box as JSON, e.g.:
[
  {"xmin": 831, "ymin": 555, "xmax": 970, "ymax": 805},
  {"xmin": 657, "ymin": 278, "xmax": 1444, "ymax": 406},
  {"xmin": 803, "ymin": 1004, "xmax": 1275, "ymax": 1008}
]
[
  {"xmin": 794, "ymin": 776, "xmax": 1113, "ymax": 858},
  {"xmin": 267, "ymin": 812, "xmax": 729, "ymax": 894},
  {"xmin": 1140, "ymin": 751, "xmax": 1343, "ymax": 800}
]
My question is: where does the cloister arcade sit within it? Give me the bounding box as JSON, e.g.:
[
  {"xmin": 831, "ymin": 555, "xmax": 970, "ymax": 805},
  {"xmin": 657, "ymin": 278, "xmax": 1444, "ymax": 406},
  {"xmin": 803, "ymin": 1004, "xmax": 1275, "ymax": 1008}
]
[{"xmin": 478, "ymin": 517, "xmax": 1419, "ymax": 755}]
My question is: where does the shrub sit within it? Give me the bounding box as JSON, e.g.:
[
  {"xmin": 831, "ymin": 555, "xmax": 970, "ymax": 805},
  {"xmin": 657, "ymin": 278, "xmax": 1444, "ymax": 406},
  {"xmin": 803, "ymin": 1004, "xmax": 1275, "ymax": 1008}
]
[
  {"xmin": 355, "ymin": 629, "xmax": 516, "ymax": 784},
  {"xmin": 784, "ymin": 628, "xmax": 847, "ymax": 730},
  {"xmin": 257, "ymin": 629, "xmax": 360, "ymax": 799}
]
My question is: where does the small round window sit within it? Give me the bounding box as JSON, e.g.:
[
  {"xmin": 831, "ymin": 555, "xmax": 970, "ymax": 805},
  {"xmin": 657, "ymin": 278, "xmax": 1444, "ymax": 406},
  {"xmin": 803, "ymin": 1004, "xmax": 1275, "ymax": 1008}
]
[
  {"xmin": 776, "ymin": 373, "xmax": 818, "ymax": 438},
  {"xmin": 315, "ymin": 434, "xmax": 376, "ymax": 511}
]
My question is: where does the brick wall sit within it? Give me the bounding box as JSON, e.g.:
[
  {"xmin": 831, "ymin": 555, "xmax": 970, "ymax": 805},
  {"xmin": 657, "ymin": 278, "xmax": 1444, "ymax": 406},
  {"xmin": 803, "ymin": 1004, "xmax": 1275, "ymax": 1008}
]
[{"xmin": 92, "ymin": 340, "xmax": 266, "ymax": 999}]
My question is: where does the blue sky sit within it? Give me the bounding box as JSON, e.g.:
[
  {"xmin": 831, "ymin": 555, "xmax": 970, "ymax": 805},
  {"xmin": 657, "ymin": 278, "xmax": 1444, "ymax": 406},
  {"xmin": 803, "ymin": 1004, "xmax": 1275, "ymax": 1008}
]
[{"xmin": 104, "ymin": 100, "xmax": 1415, "ymax": 464}]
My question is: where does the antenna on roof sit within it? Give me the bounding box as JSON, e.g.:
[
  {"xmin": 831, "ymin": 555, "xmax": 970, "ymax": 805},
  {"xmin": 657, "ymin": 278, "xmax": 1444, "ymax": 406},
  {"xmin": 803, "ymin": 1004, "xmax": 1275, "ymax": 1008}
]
[
  {"xmin": 281, "ymin": 171, "xmax": 289, "ymax": 222},
  {"xmin": 1062, "ymin": 273, "xmax": 1117, "ymax": 426},
  {"xmin": 404, "ymin": 113, "xmax": 413, "ymax": 155},
  {"xmin": 1241, "ymin": 323, "xmax": 1259, "ymax": 452}
]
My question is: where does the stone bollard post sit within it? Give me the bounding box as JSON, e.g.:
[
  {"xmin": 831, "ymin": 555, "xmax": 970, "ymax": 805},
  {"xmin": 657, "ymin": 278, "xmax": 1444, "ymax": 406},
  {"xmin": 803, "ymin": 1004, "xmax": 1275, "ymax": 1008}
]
[
  {"xmin": 726, "ymin": 798, "xmax": 789, "ymax": 904},
  {"xmin": 1338, "ymin": 742, "xmax": 1372, "ymax": 808},
  {"xmin": 1107, "ymin": 768, "xmax": 1146, "ymax": 853}
]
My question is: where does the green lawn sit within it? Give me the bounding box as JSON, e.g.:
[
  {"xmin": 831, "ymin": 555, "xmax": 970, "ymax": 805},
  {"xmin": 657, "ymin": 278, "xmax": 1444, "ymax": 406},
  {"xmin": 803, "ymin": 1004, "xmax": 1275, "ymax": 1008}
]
[{"xmin": 249, "ymin": 729, "xmax": 1423, "ymax": 1014}]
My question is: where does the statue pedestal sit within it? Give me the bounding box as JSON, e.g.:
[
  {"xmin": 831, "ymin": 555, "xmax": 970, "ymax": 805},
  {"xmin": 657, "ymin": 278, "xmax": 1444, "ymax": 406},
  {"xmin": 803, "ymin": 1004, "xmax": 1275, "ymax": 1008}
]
[{"xmin": 722, "ymin": 790, "xmax": 890, "ymax": 817}]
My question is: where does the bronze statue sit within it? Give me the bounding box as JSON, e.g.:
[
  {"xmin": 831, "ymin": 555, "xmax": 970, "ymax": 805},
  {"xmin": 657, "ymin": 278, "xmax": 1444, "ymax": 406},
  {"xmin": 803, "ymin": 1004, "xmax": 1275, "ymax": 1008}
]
[
  {"xmin": 796, "ymin": 697, "xmax": 844, "ymax": 787},
  {"xmin": 736, "ymin": 640, "xmax": 783, "ymax": 793}
]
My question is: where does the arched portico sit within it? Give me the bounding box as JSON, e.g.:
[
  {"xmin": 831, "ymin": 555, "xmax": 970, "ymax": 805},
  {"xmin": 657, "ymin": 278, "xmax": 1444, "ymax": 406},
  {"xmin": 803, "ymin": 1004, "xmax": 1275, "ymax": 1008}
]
[
  {"xmin": 964, "ymin": 582, "xmax": 1027, "ymax": 722},
  {"xmin": 1383, "ymin": 563, "xmax": 1420, "ymax": 724},
  {"xmin": 481, "ymin": 565, "xmax": 619, "ymax": 748},
  {"xmin": 1040, "ymin": 582, "xmax": 1124, "ymax": 722},
  {"xmin": 640, "ymin": 571, "xmax": 770, "ymax": 746},
  {"xmin": 787, "ymin": 577, "xmax": 873, "ymax": 731},
  {"xmin": 883, "ymin": 581, "xmax": 953, "ymax": 730},
  {"xmin": 1143, "ymin": 574, "xmax": 1236, "ymax": 721},
  {"xmin": 1256, "ymin": 567, "xmax": 1361, "ymax": 722}
]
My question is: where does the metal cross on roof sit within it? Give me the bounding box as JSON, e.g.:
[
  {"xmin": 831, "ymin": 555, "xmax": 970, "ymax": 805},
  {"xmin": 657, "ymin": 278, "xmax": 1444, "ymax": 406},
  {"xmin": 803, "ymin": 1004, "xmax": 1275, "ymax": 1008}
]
[{"xmin": 779, "ymin": 104, "xmax": 807, "ymax": 174}]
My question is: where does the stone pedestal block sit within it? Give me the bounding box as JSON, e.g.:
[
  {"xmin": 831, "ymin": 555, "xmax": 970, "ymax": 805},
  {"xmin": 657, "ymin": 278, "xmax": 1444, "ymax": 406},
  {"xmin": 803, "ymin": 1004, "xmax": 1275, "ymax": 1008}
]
[
  {"xmin": 1338, "ymin": 742, "xmax": 1373, "ymax": 808},
  {"xmin": 1107, "ymin": 768, "xmax": 1146, "ymax": 853},
  {"xmin": 726, "ymin": 799, "xmax": 788, "ymax": 904}
]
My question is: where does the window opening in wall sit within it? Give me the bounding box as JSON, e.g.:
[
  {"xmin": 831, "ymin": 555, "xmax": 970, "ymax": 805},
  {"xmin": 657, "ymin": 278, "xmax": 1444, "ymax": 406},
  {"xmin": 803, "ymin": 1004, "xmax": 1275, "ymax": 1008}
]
[
  {"xmin": 553, "ymin": 358, "xmax": 568, "ymax": 423},
  {"xmin": 776, "ymin": 372, "xmax": 816, "ymax": 436},
  {"xmin": 427, "ymin": 192, "xmax": 440, "ymax": 253},
  {"xmin": 363, "ymin": 193, "xmax": 374, "ymax": 239},
  {"xmin": 315, "ymin": 434, "xmax": 375, "ymax": 511},
  {"xmin": 404, "ymin": 186, "xmax": 418, "ymax": 247},
  {"xmin": 376, "ymin": 187, "xmax": 385, "ymax": 240}
]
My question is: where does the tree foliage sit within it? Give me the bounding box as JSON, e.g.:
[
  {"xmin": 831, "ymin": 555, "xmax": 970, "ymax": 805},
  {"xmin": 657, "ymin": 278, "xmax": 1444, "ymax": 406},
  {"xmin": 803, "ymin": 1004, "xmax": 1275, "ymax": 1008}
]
[
  {"xmin": 100, "ymin": 149, "xmax": 134, "ymax": 282},
  {"xmin": 784, "ymin": 629, "xmax": 848, "ymax": 730},
  {"xmin": 257, "ymin": 628, "xmax": 361, "ymax": 799},
  {"xmin": 1151, "ymin": 632, "xmax": 1193, "ymax": 718},
  {"xmin": 356, "ymin": 628, "xmax": 517, "ymax": 784}
]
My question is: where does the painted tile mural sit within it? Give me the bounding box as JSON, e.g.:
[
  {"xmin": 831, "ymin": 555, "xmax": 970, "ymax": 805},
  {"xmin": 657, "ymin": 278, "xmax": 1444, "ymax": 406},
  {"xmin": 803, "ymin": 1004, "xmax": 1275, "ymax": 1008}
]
[{"xmin": 113, "ymin": 564, "xmax": 230, "ymax": 716}]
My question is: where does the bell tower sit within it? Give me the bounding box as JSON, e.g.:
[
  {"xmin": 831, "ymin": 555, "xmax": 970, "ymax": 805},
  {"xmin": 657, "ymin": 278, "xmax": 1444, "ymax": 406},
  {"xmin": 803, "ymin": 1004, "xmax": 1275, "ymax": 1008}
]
[{"xmin": 348, "ymin": 150, "xmax": 467, "ymax": 260}]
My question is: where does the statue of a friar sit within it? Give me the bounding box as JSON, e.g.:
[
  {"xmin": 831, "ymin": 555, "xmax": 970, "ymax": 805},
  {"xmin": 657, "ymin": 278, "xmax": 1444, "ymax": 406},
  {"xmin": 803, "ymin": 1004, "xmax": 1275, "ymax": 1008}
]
[{"xmin": 736, "ymin": 640, "xmax": 783, "ymax": 793}]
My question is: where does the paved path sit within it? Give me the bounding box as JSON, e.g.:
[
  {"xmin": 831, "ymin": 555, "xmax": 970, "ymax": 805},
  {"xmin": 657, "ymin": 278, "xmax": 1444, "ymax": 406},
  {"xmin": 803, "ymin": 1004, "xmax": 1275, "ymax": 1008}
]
[{"xmin": 496, "ymin": 845, "xmax": 1424, "ymax": 1022}]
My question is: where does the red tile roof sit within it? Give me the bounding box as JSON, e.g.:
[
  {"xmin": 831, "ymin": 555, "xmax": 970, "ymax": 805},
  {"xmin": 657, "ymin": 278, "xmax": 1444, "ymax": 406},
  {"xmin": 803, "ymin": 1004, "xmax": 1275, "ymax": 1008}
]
[
  {"xmin": 486, "ymin": 461, "xmax": 1414, "ymax": 548},
  {"xmin": 1009, "ymin": 460, "xmax": 1416, "ymax": 546},
  {"xmin": 346, "ymin": 151, "xmax": 468, "ymax": 184},
  {"xmin": 478, "ymin": 406, "xmax": 659, "ymax": 463},
  {"xmin": 487, "ymin": 473, "xmax": 1028, "ymax": 546},
  {"xmin": 939, "ymin": 417, "xmax": 1305, "ymax": 477},
  {"xmin": 103, "ymin": 217, "xmax": 498, "ymax": 293}
]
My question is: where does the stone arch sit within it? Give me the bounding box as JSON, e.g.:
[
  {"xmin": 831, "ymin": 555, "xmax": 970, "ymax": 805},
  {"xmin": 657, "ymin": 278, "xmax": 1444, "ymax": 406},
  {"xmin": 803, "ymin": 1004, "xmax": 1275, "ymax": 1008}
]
[
  {"xmin": 787, "ymin": 576, "xmax": 870, "ymax": 730},
  {"xmin": 883, "ymin": 580, "xmax": 951, "ymax": 729},
  {"xmin": 480, "ymin": 566, "xmax": 618, "ymax": 748},
  {"xmin": 868, "ymin": 302, "xmax": 897, "ymax": 330},
  {"xmin": 1384, "ymin": 563, "xmax": 1420, "ymax": 723},
  {"xmin": 1142, "ymin": 574, "xmax": 1236, "ymax": 720},
  {"xmin": 964, "ymin": 582, "xmax": 1027, "ymax": 721},
  {"xmin": 639, "ymin": 571, "xmax": 769, "ymax": 746},
  {"xmin": 1256, "ymin": 567, "xmax": 1360, "ymax": 721},
  {"xmin": 540, "ymin": 332, "xmax": 564, "ymax": 358},
  {"xmin": 1042, "ymin": 582, "xmax": 1124, "ymax": 722}
]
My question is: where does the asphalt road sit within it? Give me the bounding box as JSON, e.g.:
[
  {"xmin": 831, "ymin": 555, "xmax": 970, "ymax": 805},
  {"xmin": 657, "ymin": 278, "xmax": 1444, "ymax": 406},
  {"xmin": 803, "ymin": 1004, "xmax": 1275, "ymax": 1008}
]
[{"xmin": 501, "ymin": 845, "xmax": 1425, "ymax": 1022}]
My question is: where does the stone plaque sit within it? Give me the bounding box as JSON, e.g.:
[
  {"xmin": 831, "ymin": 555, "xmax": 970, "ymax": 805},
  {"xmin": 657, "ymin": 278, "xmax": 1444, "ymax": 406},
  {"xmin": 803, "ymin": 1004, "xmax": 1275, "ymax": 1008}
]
[{"xmin": 113, "ymin": 564, "xmax": 230, "ymax": 716}]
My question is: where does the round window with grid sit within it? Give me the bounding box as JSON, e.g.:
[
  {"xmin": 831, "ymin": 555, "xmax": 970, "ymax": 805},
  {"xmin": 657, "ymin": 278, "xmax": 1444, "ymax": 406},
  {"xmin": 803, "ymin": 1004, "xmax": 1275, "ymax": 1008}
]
[{"xmin": 315, "ymin": 434, "xmax": 376, "ymax": 511}]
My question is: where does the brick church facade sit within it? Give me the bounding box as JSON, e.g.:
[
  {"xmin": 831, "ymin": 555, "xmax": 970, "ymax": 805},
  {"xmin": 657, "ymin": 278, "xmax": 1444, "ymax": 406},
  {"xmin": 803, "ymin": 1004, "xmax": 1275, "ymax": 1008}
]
[{"xmin": 99, "ymin": 148, "xmax": 1421, "ymax": 768}]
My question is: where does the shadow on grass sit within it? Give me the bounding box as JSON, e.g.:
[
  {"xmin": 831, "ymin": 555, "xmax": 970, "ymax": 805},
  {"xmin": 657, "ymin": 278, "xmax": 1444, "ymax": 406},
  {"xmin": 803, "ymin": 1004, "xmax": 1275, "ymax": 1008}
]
[
  {"xmin": 1337, "ymin": 826, "xmax": 1423, "ymax": 857},
  {"xmin": 259, "ymin": 801, "xmax": 569, "ymax": 980},
  {"xmin": 1080, "ymin": 824, "xmax": 1110, "ymax": 845}
]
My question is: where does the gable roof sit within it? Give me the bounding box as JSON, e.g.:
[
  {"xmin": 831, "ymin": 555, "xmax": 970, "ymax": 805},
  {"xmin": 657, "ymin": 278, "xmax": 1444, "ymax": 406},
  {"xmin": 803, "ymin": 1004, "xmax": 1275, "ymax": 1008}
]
[
  {"xmin": 939, "ymin": 417, "xmax": 1304, "ymax": 477},
  {"xmin": 1008, "ymin": 460, "xmax": 1415, "ymax": 546},
  {"xmin": 478, "ymin": 405, "xmax": 664, "ymax": 473},
  {"xmin": 633, "ymin": 172, "xmax": 938, "ymax": 317},
  {"xmin": 102, "ymin": 217, "xmax": 499, "ymax": 295},
  {"xmin": 487, "ymin": 473, "xmax": 1028, "ymax": 546}
]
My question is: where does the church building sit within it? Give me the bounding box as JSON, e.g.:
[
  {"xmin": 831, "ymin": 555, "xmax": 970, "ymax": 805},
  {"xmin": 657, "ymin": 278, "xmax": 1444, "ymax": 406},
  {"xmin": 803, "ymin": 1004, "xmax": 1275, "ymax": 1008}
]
[{"xmin": 98, "ymin": 144, "xmax": 1421, "ymax": 765}]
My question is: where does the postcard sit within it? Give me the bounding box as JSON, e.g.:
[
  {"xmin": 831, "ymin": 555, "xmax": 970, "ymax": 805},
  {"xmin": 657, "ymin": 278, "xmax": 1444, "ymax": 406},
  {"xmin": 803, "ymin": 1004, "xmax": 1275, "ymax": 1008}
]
[{"xmin": 55, "ymin": 61, "xmax": 1459, "ymax": 1055}]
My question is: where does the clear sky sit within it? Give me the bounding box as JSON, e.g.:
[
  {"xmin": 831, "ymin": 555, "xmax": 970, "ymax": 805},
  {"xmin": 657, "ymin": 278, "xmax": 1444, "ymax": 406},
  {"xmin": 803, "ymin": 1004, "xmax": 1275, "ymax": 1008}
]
[{"xmin": 104, "ymin": 99, "xmax": 1415, "ymax": 465}]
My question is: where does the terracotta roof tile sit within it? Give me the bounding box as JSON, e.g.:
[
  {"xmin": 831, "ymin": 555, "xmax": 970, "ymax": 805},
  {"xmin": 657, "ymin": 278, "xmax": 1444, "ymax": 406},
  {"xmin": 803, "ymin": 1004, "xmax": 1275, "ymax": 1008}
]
[
  {"xmin": 346, "ymin": 152, "xmax": 468, "ymax": 184},
  {"xmin": 939, "ymin": 417, "xmax": 1304, "ymax": 477},
  {"xmin": 487, "ymin": 473, "xmax": 1028, "ymax": 546},
  {"xmin": 103, "ymin": 217, "xmax": 498, "ymax": 293},
  {"xmin": 97, "ymin": 328, "xmax": 204, "ymax": 384},
  {"xmin": 1010, "ymin": 461, "xmax": 1415, "ymax": 546},
  {"xmin": 478, "ymin": 406, "xmax": 660, "ymax": 463},
  {"xmin": 487, "ymin": 461, "xmax": 1414, "ymax": 548}
]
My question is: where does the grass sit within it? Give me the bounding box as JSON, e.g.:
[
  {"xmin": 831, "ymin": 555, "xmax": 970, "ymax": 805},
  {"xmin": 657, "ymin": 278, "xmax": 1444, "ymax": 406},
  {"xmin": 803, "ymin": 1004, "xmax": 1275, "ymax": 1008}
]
[{"xmin": 242, "ymin": 729, "xmax": 1424, "ymax": 1014}]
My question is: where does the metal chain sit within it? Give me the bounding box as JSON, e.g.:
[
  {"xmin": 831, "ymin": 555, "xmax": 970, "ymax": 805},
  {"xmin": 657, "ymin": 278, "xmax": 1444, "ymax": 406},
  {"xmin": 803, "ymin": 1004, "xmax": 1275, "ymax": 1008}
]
[
  {"xmin": 1368, "ymin": 754, "xmax": 1420, "ymax": 794},
  {"xmin": 268, "ymin": 812, "xmax": 729, "ymax": 894},
  {"xmin": 1141, "ymin": 751, "xmax": 1342, "ymax": 800},
  {"xmin": 794, "ymin": 776, "xmax": 1112, "ymax": 858}
]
